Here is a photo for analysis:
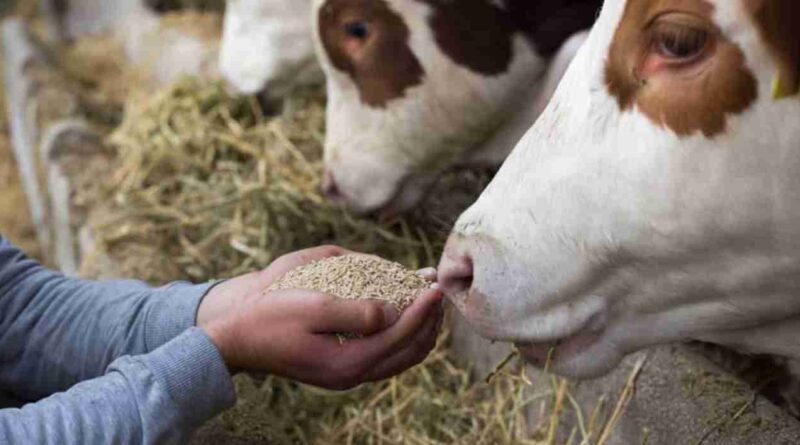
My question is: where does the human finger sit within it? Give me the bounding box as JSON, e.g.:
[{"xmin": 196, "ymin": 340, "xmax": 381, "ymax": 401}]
[
  {"xmin": 361, "ymin": 304, "xmax": 443, "ymax": 382},
  {"xmin": 302, "ymin": 295, "xmax": 401, "ymax": 336},
  {"xmin": 335, "ymin": 289, "xmax": 443, "ymax": 365},
  {"xmin": 416, "ymin": 267, "xmax": 438, "ymax": 283}
]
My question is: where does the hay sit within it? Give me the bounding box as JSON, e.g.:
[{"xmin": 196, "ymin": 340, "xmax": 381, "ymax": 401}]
[
  {"xmin": 82, "ymin": 77, "xmax": 490, "ymax": 283},
  {"xmin": 199, "ymin": 327, "xmax": 543, "ymax": 445},
  {"xmin": 192, "ymin": 325, "xmax": 646, "ymax": 445},
  {"xmin": 58, "ymin": 34, "xmax": 139, "ymax": 112},
  {"xmin": 267, "ymin": 254, "xmax": 430, "ymax": 311}
]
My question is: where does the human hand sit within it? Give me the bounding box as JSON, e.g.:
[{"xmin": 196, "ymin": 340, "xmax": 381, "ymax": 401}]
[{"xmin": 197, "ymin": 246, "xmax": 444, "ymax": 390}]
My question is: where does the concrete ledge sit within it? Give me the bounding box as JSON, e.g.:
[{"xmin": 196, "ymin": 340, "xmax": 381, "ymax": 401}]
[{"xmin": 450, "ymin": 311, "xmax": 800, "ymax": 444}]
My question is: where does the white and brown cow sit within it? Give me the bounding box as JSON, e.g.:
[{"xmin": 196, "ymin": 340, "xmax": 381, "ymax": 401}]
[
  {"xmin": 314, "ymin": 0, "xmax": 603, "ymax": 215},
  {"xmin": 220, "ymin": 0, "xmax": 323, "ymax": 98},
  {"xmin": 439, "ymin": 0, "xmax": 800, "ymax": 379}
]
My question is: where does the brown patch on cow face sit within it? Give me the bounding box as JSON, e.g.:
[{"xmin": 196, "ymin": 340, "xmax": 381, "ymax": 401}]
[
  {"xmin": 504, "ymin": 0, "xmax": 603, "ymax": 57},
  {"xmin": 745, "ymin": 0, "xmax": 800, "ymax": 98},
  {"xmin": 418, "ymin": 0, "xmax": 602, "ymax": 72},
  {"xmin": 416, "ymin": 0, "xmax": 517, "ymax": 76},
  {"xmin": 605, "ymin": 0, "xmax": 758, "ymax": 138},
  {"xmin": 318, "ymin": 0, "xmax": 424, "ymax": 108}
]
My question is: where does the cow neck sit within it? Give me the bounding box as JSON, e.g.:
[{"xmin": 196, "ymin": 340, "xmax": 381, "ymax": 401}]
[
  {"xmin": 463, "ymin": 81, "xmax": 544, "ymax": 167},
  {"xmin": 464, "ymin": 31, "xmax": 589, "ymax": 167}
]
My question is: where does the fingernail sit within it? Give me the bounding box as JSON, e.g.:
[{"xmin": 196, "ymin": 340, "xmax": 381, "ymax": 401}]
[
  {"xmin": 416, "ymin": 267, "xmax": 438, "ymax": 282},
  {"xmin": 383, "ymin": 304, "xmax": 400, "ymax": 326}
]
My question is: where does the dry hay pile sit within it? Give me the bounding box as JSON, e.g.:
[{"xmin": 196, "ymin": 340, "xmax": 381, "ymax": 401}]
[
  {"xmin": 83, "ymin": 77, "xmax": 490, "ymax": 283},
  {"xmin": 57, "ymin": 33, "xmax": 139, "ymax": 116},
  {"xmin": 192, "ymin": 332, "xmax": 644, "ymax": 445}
]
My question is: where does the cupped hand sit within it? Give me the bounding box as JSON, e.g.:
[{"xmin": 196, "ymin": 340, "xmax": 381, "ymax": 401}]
[{"xmin": 197, "ymin": 246, "xmax": 444, "ymax": 390}]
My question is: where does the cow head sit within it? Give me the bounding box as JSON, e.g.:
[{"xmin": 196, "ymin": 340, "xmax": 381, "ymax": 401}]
[
  {"xmin": 313, "ymin": 0, "xmax": 601, "ymax": 215},
  {"xmin": 221, "ymin": 0, "xmax": 321, "ymax": 98},
  {"xmin": 439, "ymin": 0, "xmax": 800, "ymax": 378}
]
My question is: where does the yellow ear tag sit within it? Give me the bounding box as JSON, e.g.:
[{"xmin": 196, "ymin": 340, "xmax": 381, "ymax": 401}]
[
  {"xmin": 773, "ymin": 74, "xmax": 788, "ymax": 99},
  {"xmin": 772, "ymin": 73, "xmax": 798, "ymax": 100}
]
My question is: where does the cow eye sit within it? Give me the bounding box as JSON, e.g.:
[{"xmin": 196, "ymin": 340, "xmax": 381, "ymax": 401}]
[
  {"xmin": 652, "ymin": 21, "xmax": 710, "ymax": 61},
  {"xmin": 344, "ymin": 21, "xmax": 369, "ymax": 40}
]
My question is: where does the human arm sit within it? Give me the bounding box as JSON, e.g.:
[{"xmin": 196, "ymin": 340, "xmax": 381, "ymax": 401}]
[
  {"xmin": 0, "ymin": 236, "xmax": 218, "ymax": 401},
  {"xmin": 0, "ymin": 328, "xmax": 235, "ymax": 445},
  {"xmin": 0, "ymin": 242, "xmax": 442, "ymax": 444}
]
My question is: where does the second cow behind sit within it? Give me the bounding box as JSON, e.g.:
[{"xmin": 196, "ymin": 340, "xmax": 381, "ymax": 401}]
[
  {"xmin": 314, "ymin": 0, "xmax": 603, "ymax": 215},
  {"xmin": 222, "ymin": 0, "xmax": 603, "ymax": 215}
]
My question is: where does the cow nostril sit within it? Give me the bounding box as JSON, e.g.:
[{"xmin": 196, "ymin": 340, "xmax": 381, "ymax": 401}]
[
  {"xmin": 321, "ymin": 169, "xmax": 342, "ymax": 201},
  {"xmin": 438, "ymin": 252, "xmax": 474, "ymax": 297}
]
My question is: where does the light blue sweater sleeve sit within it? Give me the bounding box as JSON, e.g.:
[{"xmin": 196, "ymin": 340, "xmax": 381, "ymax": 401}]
[
  {"xmin": 0, "ymin": 237, "xmax": 237, "ymax": 443},
  {"xmin": 0, "ymin": 329, "xmax": 235, "ymax": 444}
]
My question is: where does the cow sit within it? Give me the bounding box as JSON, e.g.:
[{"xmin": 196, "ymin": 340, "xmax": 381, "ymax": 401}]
[
  {"xmin": 220, "ymin": 0, "xmax": 323, "ymax": 99},
  {"xmin": 314, "ymin": 0, "xmax": 603, "ymax": 216},
  {"xmin": 43, "ymin": 0, "xmax": 221, "ymax": 85},
  {"xmin": 437, "ymin": 0, "xmax": 800, "ymax": 379}
]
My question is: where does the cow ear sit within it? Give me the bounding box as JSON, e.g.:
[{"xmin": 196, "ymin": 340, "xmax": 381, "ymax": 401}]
[
  {"xmin": 745, "ymin": 0, "xmax": 800, "ymax": 98},
  {"xmin": 422, "ymin": 0, "xmax": 516, "ymax": 76}
]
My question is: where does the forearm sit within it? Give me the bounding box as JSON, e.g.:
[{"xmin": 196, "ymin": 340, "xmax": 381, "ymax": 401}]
[
  {"xmin": 0, "ymin": 329, "xmax": 235, "ymax": 445},
  {"xmin": 0, "ymin": 237, "xmax": 218, "ymax": 400}
]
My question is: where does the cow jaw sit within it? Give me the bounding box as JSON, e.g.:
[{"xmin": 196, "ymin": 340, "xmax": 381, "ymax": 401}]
[{"xmin": 440, "ymin": 0, "xmax": 800, "ymax": 379}]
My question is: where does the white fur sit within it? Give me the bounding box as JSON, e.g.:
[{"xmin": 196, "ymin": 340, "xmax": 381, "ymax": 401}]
[
  {"xmin": 54, "ymin": 0, "xmax": 152, "ymax": 38},
  {"xmin": 147, "ymin": 26, "xmax": 221, "ymax": 85},
  {"xmin": 444, "ymin": 0, "xmax": 800, "ymax": 378},
  {"xmin": 221, "ymin": 0, "xmax": 322, "ymax": 97},
  {"xmin": 52, "ymin": 0, "xmax": 221, "ymax": 85}
]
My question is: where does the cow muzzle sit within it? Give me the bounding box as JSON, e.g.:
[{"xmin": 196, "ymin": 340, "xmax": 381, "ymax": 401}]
[
  {"xmin": 321, "ymin": 163, "xmax": 438, "ymax": 219},
  {"xmin": 439, "ymin": 231, "xmax": 620, "ymax": 377}
]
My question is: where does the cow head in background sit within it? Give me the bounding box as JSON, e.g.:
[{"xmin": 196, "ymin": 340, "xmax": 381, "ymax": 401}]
[
  {"xmin": 314, "ymin": 0, "xmax": 601, "ymax": 215},
  {"xmin": 439, "ymin": 0, "xmax": 800, "ymax": 378},
  {"xmin": 221, "ymin": 0, "xmax": 322, "ymax": 98},
  {"xmin": 46, "ymin": 0, "xmax": 221, "ymax": 85}
]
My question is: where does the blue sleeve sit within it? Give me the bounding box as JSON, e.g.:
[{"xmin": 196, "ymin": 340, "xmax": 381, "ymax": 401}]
[
  {"xmin": 0, "ymin": 328, "xmax": 236, "ymax": 445},
  {"xmin": 0, "ymin": 236, "xmax": 217, "ymax": 401}
]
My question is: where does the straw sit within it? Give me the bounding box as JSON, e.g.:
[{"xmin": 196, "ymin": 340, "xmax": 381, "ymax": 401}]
[{"xmin": 79, "ymin": 77, "xmax": 491, "ymax": 283}]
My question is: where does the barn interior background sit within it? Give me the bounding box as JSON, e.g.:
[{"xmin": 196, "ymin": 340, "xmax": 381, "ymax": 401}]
[{"xmin": 1, "ymin": 1, "xmax": 800, "ymax": 444}]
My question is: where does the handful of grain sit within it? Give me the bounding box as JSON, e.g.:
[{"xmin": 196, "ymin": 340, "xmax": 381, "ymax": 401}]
[{"xmin": 266, "ymin": 255, "xmax": 431, "ymax": 311}]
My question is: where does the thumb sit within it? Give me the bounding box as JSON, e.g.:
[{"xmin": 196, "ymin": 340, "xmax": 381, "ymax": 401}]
[{"xmin": 306, "ymin": 296, "xmax": 401, "ymax": 336}]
